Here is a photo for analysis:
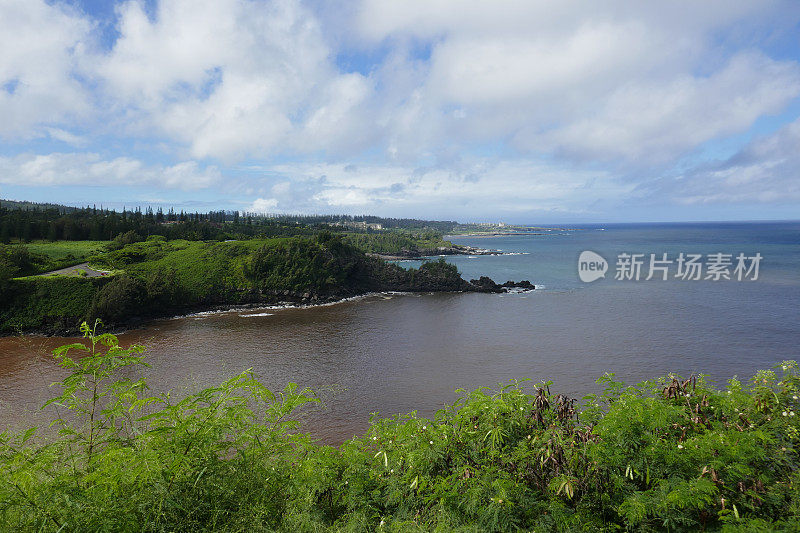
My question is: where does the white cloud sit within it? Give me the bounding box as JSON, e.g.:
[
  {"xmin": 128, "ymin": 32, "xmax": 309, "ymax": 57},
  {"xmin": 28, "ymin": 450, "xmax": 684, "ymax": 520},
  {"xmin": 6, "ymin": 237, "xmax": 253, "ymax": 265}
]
[
  {"xmin": 355, "ymin": 1, "xmax": 786, "ymax": 48},
  {"xmin": 253, "ymin": 159, "xmax": 633, "ymax": 218},
  {"xmin": 648, "ymin": 117, "xmax": 800, "ymax": 205},
  {"xmin": 0, "ymin": 0, "xmax": 92, "ymax": 139},
  {"xmin": 45, "ymin": 128, "xmax": 89, "ymax": 147},
  {"xmin": 97, "ymin": 0, "xmax": 235, "ymax": 103},
  {"xmin": 356, "ymin": 0, "xmax": 800, "ymax": 165},
  {"xmin": 527, "ymin": 53, "xmax": 800, "ymax": 163},
  {"xmin": 0, "ymin": 153, "xmax": 219, "ymax": 189},
  {"xmin": 0, "ymin": 0, "xmax": 799, "ymax": 218},
  {"xmin": 96, "ymin": 0, "xmax": 373, "ymax": 161},
  {"xmin": 426, "ymin": 21, "xmax": 654, "ymax": 106},
  {"xmin": 247, "ymin": 197, "xmax": 279, "ymax": 213}
]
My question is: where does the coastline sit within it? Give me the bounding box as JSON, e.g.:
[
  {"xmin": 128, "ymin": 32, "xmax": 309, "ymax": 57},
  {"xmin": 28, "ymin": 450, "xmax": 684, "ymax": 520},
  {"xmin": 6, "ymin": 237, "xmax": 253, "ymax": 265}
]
[
  {"xmin": 368, "ymin": 244, "xmax": 502, "ymax": 261},
  {"xmin": 1, "ymin": 235, "xmax": 538, "ymax": 338},
  {"xmin": 444, "ymin": 228, "xmax": 585, "ymax": 237},
  {"xmin": 2, "ymin": 283, "xmax": 535, "ymax": 338}
]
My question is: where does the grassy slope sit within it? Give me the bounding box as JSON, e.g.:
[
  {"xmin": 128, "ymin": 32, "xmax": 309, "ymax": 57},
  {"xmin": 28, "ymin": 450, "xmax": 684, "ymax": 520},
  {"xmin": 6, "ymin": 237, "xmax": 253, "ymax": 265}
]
[
  {"xmin": 97, "ymin": 239, "xmax": 259, "ymax": 298},
  {"xmin": 25, "ymin": 240, "xmax": 109, "ymax": 263},
  {"xmin": 1, "ymin": 240, "xmax": 266, "ymax": 334},
  {"xmin": 3, "ymin": 240, "xmax": 111, "ymax": 276}
]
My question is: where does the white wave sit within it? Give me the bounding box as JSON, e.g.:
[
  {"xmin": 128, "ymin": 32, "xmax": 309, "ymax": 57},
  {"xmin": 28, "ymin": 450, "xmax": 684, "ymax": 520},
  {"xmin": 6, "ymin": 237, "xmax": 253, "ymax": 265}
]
[{"xmin": 239, "ymin": 312, "xmax": 275, "ymax": 317}]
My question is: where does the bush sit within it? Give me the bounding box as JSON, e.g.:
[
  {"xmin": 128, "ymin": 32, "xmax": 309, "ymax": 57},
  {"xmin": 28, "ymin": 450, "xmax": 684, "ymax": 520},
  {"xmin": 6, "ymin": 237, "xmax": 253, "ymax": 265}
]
[
  {"xmin": 89, "ymin": 275, "xmax": 145, "ymax": 324},
  {"xmin": 106, "ymin": 230, "xmax": 143, "ymax": 251},
  {"xmin": 0, "ymin": 244, "xmax": 50, "ymax": 278},
  {"xmin": 144, "ymin": 267, "xmax": 184, "ymax": 309},
  {"xmin": 243, "ymin": 236, "xmax": 368, "ymax": 295},
  {"xmin": 0, "ymin": 277, "xmax": 107, "ymax": 334}
]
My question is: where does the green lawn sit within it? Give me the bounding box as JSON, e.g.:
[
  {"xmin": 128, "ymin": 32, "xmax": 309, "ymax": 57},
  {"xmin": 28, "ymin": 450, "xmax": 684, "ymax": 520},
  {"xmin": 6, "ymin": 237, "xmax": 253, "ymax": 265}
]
[{"xmin": 24, "ymin": 240, "xmax": 110, "ymax": 262}]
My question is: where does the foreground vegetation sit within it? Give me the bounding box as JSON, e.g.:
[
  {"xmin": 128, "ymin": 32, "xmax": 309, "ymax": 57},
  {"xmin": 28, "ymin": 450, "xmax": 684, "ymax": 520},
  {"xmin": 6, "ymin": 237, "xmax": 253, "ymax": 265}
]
[{"xmin": 1, "ymin": 325, "xmax": 799, "ymax": 531}]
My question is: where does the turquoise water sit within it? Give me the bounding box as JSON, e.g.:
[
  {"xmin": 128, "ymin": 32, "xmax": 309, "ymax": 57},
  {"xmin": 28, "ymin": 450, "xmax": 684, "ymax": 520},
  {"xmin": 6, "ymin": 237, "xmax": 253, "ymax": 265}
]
[{"xmin": 402, "ymin": 221, "xmax": 799, "ymax": 290}]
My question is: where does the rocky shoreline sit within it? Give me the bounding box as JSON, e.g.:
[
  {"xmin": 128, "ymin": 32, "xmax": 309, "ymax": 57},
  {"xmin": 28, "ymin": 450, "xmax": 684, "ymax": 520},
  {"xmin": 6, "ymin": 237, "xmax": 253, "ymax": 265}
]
[
  {"xmin": 469, "ymin": 277, "xmax": 535, "ymax": 293},
  {"xmin": 369, "ymin": 244, "xmax": 502, "ymax": 261},
  {"xmin": 3, "ymin": 275, "xmax": 534, "ymax": 337}
]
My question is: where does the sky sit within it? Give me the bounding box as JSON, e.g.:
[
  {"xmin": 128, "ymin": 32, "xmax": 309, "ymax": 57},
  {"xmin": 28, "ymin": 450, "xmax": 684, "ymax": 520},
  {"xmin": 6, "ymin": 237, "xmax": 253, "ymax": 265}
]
[{"xmin": 1, "ymin": 0, "xmax": 799, "ymax": 223}]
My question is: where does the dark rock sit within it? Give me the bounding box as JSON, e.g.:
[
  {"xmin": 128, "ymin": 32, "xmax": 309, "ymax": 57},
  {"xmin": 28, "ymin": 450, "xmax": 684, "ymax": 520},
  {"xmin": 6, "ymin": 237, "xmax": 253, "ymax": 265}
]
[
  {"xmin": 501, "ymin": 280, "xmax": 535, "ymax": 290},
  {"xmin": 469, "ymin": 276, "xmax": 504, "ymax": 293}
]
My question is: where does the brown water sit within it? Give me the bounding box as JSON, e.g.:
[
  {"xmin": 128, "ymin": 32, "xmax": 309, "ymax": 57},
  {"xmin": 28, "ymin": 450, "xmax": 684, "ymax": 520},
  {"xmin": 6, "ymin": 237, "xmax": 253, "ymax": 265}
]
[{"xmin": 1, "ymin": 285, "xmax": 795, "ymax": 444}]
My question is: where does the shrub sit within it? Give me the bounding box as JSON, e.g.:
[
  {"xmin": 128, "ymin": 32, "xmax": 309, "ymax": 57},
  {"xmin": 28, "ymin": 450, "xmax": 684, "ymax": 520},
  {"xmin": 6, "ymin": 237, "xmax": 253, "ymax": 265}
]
[
  {"xmin": 106, "ymin": 230, "xmax": 144, "ymax": 251},
  {"xmin": 144, "ymin": 267, "xmax": 184, "ymax": 309},
  {"xmin": 89, "ymin": 274, "xmax": 145, "ymax": 324},
  {"xmin": 0, "ymin": 277, "xmax": 107, "ymax": 334}
]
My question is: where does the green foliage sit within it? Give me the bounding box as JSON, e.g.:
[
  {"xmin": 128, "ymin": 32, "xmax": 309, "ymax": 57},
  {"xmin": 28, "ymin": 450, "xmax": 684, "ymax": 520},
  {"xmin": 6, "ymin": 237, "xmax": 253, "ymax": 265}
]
[
  {"xmin": 0, "ymin": 199, "xmax": 460, "ymax": 244},
  {"xmin": 0, "ymin": 241, "xmax": 108, "ymax": 279},
  {"xmin": 0, "ymin": 204, "xmax": 480, "ymax": 334},
  {"xmin": 243, "ymin": 234, "xmax": 368, "ymax": 295},
  {"xmin": 24, "ymin": 240, "xmax": 108, "ymax": 264},
  {"xmin": 0, "ymin": 244, "xmax": 48, "ymax": 279},
  {"xmin": 343, "ymin": 231, "xmax": 452, "ymax": 255},
  {"xmin": 89, "ymin": 274, "xmax": 146, "ymax": 323},
  {"xmin": 106, "ymin": 230, "xmax": 144, "ymax": 250},
  {"xmin": 2, "ymin": 233, "xmax": 473, "ymax": 334},
  {"xmin": 0, "ymin": 322, "xmax": 318, "ymax": 531},
  {"xmin": 2, "ymin": 328, "xmax": 800, "ymax": 530},
  {"xmin": 83, "ymin": 238, "xmax": 468, "ymax": 327},
  {"xmin": 0, "ymin": 276, "xmax": 109, "ymax": 334}
]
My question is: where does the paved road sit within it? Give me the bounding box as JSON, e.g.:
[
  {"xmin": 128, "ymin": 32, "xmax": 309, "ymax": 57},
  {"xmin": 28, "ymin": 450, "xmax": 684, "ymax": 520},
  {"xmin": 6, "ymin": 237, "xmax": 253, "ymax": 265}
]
[{"xmin": 37, "ymin": 262, "xmax": 110, "ymax": 278}]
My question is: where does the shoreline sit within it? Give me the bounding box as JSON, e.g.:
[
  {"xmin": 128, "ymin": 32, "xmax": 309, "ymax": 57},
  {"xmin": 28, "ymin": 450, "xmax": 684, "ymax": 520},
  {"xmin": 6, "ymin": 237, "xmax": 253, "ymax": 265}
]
[
  {"xmin": 445, "ymin": 228, "xmax": 585, "ymax": 237},
  {"xmin": 2, "ymin": 241, "xmax": 534, "ymax": 338},
  {"xmin": 0, "ymin": 290, "xmax": 381, "ymax": 338},
  {"xmin": 445, "ymin": 232, "xmax": 547, "ymax": 237},
  {"xmin": 3, "ymin": 285, "xmax": 536, "ymax": 339},
  {"xmin": 369, "ymin": 244, "xmax": 502, "ymax": 261}
]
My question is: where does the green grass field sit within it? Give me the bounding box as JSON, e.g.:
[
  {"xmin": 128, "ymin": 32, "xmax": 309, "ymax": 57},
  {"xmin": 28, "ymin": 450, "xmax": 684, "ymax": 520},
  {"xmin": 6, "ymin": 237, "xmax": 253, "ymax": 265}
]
[{"xmin": 24, "ymin": 240, "xmax": 109, "ymax": 262}]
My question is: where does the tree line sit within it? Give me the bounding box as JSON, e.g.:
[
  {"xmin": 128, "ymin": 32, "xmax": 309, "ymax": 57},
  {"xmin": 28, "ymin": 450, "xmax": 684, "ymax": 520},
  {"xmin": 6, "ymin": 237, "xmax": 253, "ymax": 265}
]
[{"xmin": 0, "ymin": 200, "xmax": 459, "ymax": 243}]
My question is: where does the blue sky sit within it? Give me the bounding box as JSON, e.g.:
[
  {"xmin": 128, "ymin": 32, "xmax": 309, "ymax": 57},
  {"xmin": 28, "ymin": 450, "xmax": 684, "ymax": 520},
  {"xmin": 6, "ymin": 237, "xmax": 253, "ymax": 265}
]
[{"xmin": 1, "ymin": 0, "xmax": 799, "ymax": 223}]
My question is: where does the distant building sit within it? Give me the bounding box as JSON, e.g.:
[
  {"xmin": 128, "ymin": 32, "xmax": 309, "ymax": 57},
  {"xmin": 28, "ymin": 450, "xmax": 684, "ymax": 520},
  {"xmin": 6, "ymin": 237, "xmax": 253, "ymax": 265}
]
[{"xmin": 331, "ymin": 221, "xmax": 383, "ymax": 231}]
